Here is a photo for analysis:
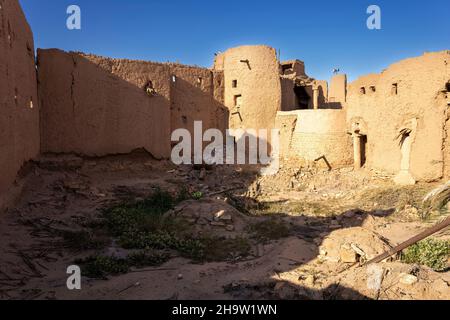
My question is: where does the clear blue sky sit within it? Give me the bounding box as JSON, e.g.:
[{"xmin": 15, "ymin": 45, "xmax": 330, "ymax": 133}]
[{"xmin": 20, "ymin": 0, "xmax": 450, "ymax": 82}]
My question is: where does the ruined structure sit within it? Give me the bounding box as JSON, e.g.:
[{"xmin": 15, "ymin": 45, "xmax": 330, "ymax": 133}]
[{"xmin": 1, "ymin": 0, "xmax": 449, "ymax": 209}]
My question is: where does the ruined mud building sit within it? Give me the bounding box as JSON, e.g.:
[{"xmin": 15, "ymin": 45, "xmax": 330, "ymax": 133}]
[{"xmin": 1, "ymin": 0, "xmax": 450, "ymax": 209}]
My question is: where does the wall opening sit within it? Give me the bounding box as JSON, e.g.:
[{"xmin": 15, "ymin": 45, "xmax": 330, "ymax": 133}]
[
  {"xmin": 360, "ymin": 135, "xmax": 368, "ymax": 167},
  {"xmin": 144, "ymin": 80, "xmax": 156, "ymax": 96},
  {"xmin": 197, "ymin": 77, "xmax": 203, "ymax": 86},
  {"xmin": 29, "ymin": 97, "xmax": 34, "ymax": 109},
  {"xmin": 391, "ymin": 83, "xmax": 398, "ymax": 95},
  {"xmin": 281, "ymin": 64, "xmax": 293, "ymax": 74},
  {"xmin": 360, "ymin": 87, "xmax": 366, "ymax": 95},
  {"xmin": 234, "ymin": 95, "xmax": 242, "ymax": 108},
  {"xmin": 232, "ymin": 80, "xmax": 238, "ymax": 88},
  {"xmin": 369, "ymin": 86, "xmax": 376, "ymax": 93},
  {"xmin": 171, "ymin": 75, "xmax": 176, "ymax": 83},
  {"xmin": 446, "ymin": 82, "xmax": 450, "ymax": 92},
  {"xmin": 353, "ymin": 134, "xmax": 367, "ymax": 169},
  {"xmin": 293, "ymin": 85, "xmax": 310, "ymax": 109}
]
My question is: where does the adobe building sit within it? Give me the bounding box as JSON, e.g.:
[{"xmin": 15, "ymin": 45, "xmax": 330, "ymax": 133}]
[{"xmin": 1, "ymin": 0, "xmax": 449, "ymax": 209}]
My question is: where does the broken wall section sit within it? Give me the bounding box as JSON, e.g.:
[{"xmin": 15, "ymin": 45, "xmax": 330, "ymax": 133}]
[
  {"xmin": 38, "ymin": 50, "xmax": 172, "ymax": 158},
  {"xmin": 38, "ymin": 50, "xmax": 227, "ymax": 159},
  {"xmin": 0, "ymin": 0, "xmax": 40, "ymax": 209}
]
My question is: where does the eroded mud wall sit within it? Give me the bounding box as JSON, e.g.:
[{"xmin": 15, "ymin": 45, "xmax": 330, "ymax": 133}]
[
  {"xmin": 347, "ymin": 51, "xmax": 450, "ymax": 181},
  {"xmin": 169, "ymin": 64, "xmax": 227, "ymax": 137},
  {"xmin": 0, "ymin": 0, "xmax": 40, "ymax": 207},
  {"xmin": 38, "ymin": 50, "xmax": 173, "ymax": 158}
]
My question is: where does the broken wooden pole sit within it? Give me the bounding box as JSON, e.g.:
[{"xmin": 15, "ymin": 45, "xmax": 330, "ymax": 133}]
[{"xmin": 365, "ymin": 215, "xmax": 450, "ymax": 265}]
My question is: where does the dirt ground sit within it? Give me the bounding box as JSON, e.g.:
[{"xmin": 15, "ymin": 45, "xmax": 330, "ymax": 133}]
[{"xmin": 0, "ymin": 151, "xmax": 448, "ymax": 300}]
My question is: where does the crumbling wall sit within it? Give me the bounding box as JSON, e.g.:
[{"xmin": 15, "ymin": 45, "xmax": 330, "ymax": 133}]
[
  {"xmin": 0, "ymin": 0, "xmax": 40, "ymax": 208},
  {"xmin": 215, "ymin": 45, "xmax": 282, "ymax": 134},
  {"xmin": 347, "ymin": 51, "xmax": 450, "ymax": 182},
  {"xmin": 38, "ymin": 50, "xmax": 172, "ymax": 158},
  {"xmin": 277, "ymin": 110, "xmax": 352, "ymax": 166},
  {"xmin": 38, "ymin": 50, "xmax": 228, "ymax": 159}
]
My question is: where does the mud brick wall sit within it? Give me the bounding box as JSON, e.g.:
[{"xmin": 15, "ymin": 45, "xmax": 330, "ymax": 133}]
[{"xmin": 0, "ymin": 0, "xmax": 40, "ymax": 208}]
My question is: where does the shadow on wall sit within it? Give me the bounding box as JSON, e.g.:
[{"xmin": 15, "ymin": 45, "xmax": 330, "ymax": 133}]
[
  {"xmin": 169, "ymin": 76, "xmax": 229, "ymax": 148},
  {"xmin": 322, "ymin": 102, "xmax": 343, "ymax": 110}
]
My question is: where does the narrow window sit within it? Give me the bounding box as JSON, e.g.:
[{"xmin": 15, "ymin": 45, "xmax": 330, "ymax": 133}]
[
  {"xmin": 232, "ymin": 80, "xmax": 238, "ymax": 88},
  {"xmin": 197, "ymin": 77, "xmax": 203, "ymax": 85},
  {"xmin": 391, "ymin": 83, "xmax": 398, "ymax": 95},
  {"xmin": 29, "ymin": 97, "xmax": 33, "ymax": 109},
  {"xmin": 369, "ymin": 86, "xmax": 376, "ymax": 93},
  {"xmin": 171, "ymin": 75, "xmax": 176, "ymax": 83},
  {"xmin": 234, "ymin": 94, "xmax": 242, "ymax": 108},
  {"xmin": 360, "ymin": 87, "xmax": 366, "ymax": 95}
]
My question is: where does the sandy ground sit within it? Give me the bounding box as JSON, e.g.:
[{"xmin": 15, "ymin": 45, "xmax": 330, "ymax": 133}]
[{"xmin": 0, "ymin": 152, "xmax": 448, "ymax": 300}]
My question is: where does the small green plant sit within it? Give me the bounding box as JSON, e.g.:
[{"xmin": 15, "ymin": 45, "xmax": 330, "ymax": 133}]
[
  {"xmin": 127, "ymin": 250, "xmax": 170, "ymax": 268},
  {"xmin": 77, "ymin": 255, "xmax": 130, "ymax": 279},
  {"xmin": 191, "ymin": 191, "xmax": 203, "ymax": 200},
  {"xmin": 247, "ymin": 219, "xmax": 290, "ymax": 242},
  {"xmin": 402, "ymin": 238, "xmax": 450, "ymax": 271}
]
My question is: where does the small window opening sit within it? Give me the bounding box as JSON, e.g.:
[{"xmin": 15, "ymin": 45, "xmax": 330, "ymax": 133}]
[
  {"xmin": 172, "ymin": 75, "xmax": 176, "ymax": 83},
  {"xmin": 232, "ymin": 80, "xmax": 238, "ymax": 88},
  {"xmin": 446, "ymin": 82, "xmax": 450, "ymax": 92},
  {"xmin": 197, "ymin": 77, "xmax": 203, "ymax": 86},
  {"xmin": 369, "ymin": 86, "xmax": 376, "ymax": 93},
  {"xmin": 144, "ymin": 80, "xmax": 156, "ymax": 96},
  {"xmin": 29, "ymin": 97, "xmax": 33, "ymax": 109},
  {"xmin": 234, "ymin": 95, "xmax": 242, "ymax": 108},
  {"xmin": 360, "ymin": 87, "xmax": 366, "ymax": 95},
  {"xmin": 282, "ymin": 64, "xmax": 293, "ymax": 74},
  {"xmin": 392, "ymin": 83, "xmax": 398, "ymax": 95}
]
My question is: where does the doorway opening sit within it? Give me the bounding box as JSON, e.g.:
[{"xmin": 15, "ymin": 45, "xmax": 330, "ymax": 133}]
[
  {"xmin": 360, "ymin": 135, "xmax": 367, "ymax": 167},
  {"xmin": 294, "ymin": 85, "xmax": 310, "ymax": 109}
]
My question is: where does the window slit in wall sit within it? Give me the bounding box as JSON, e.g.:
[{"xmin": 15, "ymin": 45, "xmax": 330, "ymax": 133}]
[
  {"xmin": 360, "ymin": 87, "xmax": 366, "ymax": 94},
  {"xmin": 29, "ymin": 97, "xmax": 33, "ymax": 109},
  {"xmin": 172, "ymin": 75, "xmax": 176, "ymax": 83},
  {"xmin": 369, "ymin": 86, "xmax": 376, "ymax": 93},
  {"xmin": 232, "ymin": 80, "xmax": 238, "ymax": 88},
  {"xmin": 234, "ymin": 94, "xmax": 242, "ymax": 108},
  {"xmin": 197, "ymin": 77, "xmax": 203, "ymax": 86},
  {"xmin": 392, "ymin": 83, "xmax": 398, "ymax": 95}
]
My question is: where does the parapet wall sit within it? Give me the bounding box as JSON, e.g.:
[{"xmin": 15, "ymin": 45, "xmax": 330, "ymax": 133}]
[
  {"xmin": 38, "ymin": 50, "xmax": 227, "ymax": 159},
  {"xmin": 277, "ymin": 110, "xmax": 352, "ymax": 166},
  {"xmin": 0, "ymin": 0, "xmax": 40, "ymax": 209}
]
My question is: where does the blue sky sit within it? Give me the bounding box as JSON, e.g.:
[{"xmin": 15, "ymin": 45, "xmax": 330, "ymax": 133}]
[{"xmin": 20, "ymin": 0, "xmax": 450, "ymax": 82}]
